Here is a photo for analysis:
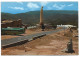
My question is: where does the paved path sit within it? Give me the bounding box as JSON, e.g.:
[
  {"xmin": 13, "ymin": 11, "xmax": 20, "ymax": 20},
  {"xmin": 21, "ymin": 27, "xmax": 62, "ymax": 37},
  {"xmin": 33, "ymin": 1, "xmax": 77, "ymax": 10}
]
[{"xmin": 1, "ymin": 29, "xmax": 64, "ymax": 47}]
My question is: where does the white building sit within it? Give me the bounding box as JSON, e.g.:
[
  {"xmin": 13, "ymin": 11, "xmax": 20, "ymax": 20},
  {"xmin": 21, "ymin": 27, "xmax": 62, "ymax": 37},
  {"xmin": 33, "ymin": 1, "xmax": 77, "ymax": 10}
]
[{"xmin": 57, "ymin": 24, "xmax": 76, "ymax": 28}]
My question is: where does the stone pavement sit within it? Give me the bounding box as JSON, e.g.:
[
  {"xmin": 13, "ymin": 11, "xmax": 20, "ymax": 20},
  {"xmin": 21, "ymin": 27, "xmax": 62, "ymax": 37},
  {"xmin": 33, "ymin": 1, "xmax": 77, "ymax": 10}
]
[{"xmin": 1, "ymin": 29, "xmax": 64, "ymax": 48}]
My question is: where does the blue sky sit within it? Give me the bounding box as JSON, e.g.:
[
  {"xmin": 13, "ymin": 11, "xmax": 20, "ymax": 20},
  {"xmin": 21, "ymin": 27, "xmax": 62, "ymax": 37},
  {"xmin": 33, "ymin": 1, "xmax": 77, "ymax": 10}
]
[{"xmin": 1, "ymin": 2, "xmax": 78, "ymax": 14}]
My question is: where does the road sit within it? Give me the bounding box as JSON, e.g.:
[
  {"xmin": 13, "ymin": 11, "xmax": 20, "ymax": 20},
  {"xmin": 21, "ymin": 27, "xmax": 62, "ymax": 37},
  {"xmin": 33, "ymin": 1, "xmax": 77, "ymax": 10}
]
[{"xmin": 1, "ymin": 29, "xmax": 64, "ymax": 47}]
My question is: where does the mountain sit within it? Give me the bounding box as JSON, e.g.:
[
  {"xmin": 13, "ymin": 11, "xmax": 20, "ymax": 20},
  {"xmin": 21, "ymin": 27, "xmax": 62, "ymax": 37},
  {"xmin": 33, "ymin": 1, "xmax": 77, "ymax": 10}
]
[{"xmin": 1, "ymin": 10, "xmax": 78, "ymax": 27}]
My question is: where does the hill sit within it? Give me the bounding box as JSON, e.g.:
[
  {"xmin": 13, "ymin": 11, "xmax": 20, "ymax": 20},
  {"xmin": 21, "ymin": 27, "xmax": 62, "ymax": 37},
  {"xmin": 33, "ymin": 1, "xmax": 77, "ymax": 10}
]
[{"xmin": 1, "ymin": 10, "xmax": 78, "ymax": 26}]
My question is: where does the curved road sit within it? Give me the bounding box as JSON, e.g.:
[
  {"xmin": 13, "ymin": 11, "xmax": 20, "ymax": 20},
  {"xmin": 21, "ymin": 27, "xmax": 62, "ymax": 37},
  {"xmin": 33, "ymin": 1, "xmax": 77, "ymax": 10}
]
[{"xmin": 1, "ymin": 28, "xmax": 64, "ymax": 47}]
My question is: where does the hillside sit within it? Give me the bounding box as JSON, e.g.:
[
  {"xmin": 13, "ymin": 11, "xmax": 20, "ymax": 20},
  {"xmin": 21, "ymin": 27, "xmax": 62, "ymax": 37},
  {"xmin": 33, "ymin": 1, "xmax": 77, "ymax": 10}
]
[{"xmin": 1, "ymin": 10, "xmax": 78, "ymax": 26}]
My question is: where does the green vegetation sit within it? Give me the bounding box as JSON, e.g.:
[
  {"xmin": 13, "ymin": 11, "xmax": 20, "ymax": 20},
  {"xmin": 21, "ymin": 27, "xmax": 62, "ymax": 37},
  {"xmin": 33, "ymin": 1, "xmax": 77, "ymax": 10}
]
[{"xmin": 1, "ymin": 10, "xmax": 78, "ymax": 27}]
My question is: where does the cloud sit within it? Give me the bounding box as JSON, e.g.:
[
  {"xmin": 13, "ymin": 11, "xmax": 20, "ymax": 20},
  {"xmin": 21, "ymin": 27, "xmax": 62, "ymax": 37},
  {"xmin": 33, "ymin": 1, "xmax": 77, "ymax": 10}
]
[
  {"xmin": 8, "ymin": 7, "xmax": 24, "ymax": 10},
  {"xmin": 16, "ymin": 1, "xmax": 23, "ymax": 5},
  {"xmin": 40, "ymin": 1, "xmax": 48, "ymax": 6},
  {"xmin": 18, "ymin": 2, "xmax": 23, "ymax": 5},
  {"xmin": 53, "ymin": 4, "xmax": 65, "ymax": 10},
  {"xmin": 68, "ymin": 4, "xmax": 73, "ymax": 6},
  {"xmin": 47, "ymin": 7, "xmax": 52, "ymax": 10},
  {"xmin": 27, "ymin": 3, "xmax": 39, "ymax": 8}
]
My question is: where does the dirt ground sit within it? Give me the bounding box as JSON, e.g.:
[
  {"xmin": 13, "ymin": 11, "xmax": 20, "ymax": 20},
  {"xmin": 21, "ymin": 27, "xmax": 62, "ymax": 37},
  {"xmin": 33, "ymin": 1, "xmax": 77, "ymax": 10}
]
[{"xmin": 1, "ymin": 29, "xmax": 78, "ymax": 55}]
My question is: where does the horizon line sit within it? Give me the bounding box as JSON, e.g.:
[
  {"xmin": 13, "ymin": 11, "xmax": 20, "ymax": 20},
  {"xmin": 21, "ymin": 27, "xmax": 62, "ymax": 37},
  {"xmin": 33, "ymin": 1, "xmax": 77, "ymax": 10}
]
[{"xmin": 1, "ymin": 10, "xmax": 78, "ymax": 14}]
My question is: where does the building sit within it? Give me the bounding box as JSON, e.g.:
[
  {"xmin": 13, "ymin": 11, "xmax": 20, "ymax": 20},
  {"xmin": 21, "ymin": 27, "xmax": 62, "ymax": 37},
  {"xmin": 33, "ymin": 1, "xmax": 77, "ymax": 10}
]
[
  {"xmin": 1, "ymin": 19, "xmax": 26, "ymax": 35},
  {"xmin": 57, "ymin": 24, "xmax": 76, "ymax": 28}
]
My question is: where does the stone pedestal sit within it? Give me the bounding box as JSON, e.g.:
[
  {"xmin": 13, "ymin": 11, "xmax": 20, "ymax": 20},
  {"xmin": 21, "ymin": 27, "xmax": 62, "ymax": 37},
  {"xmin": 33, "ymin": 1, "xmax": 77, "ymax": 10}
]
[{"xmin": 41, "ymin": 24, "xmax": 45, "ymax": 31}]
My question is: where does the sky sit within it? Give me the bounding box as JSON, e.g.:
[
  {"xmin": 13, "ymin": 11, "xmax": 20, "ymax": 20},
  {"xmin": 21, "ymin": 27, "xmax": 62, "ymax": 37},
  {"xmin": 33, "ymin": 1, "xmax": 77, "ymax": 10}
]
[{"xmin": 1, "ymin": 2, "xmax": 78, "ymax": 14}]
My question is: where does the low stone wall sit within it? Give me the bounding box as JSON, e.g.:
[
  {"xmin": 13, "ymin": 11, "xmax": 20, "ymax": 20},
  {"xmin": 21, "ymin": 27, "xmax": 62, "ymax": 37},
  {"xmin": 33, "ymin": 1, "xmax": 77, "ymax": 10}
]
[
  {"xmin": 2, "ymin": 39, "xmax": 29, "ymax": 48},
  {"xmin": 33, "ymin": 34, "xmax": 46, "ymax": 40},
  {"xmin": 2, "ymin": 34, "xmax": 46, "ymax": 48}
]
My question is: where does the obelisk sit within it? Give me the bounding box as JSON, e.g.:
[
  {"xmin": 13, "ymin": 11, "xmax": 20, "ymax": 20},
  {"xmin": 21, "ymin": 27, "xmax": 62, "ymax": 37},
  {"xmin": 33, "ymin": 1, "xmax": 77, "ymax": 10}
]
[
  {"xmin": 39, "ymin": 6, "xmax": 45, "ymax": 31},
  {"xmin": 40, "ymin": 6, "xmax": 43, "ymax": 25}
]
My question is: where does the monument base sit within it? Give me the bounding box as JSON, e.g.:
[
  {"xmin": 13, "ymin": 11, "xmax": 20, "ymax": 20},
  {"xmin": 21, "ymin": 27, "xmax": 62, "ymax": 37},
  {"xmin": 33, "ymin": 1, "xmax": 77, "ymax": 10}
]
[
  {"xmin": 61, "ymin": 48, "xmax": 74, "ymax": 53},
  {"xmin": 41, "ymin": 24, "xmax": 45, "ymax": 31}
]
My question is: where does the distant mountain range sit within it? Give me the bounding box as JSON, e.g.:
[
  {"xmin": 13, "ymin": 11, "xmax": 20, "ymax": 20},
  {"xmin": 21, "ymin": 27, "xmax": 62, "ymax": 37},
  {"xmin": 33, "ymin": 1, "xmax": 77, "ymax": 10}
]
[{"xmin": 1, "ymin": 10, "xmax": 78, "ymax": 27}]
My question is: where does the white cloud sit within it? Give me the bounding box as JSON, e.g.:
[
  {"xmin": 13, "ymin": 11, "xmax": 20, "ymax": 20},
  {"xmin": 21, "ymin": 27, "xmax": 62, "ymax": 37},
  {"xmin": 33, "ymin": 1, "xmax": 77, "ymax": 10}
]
[
  {"xmin": 40, "ymin": 1, "xmax": 48, "ymax": 6},
  {"xmin": 68, "ymin": 4, "xmax": 73, "ymax": 6},
  {"xmin": 47, "ymin": 7, "xmax": 52, "ymax": 10},
  {"xmin": 53, "ymin": 4, "xmax": 65, "ymax": 10},
  {"xmin": 16, "ymin": 1, "xmax": 23, "ymax": 5},
  {"xmin": 18, "ymin": 2, "xmax": 23, "ymax": 5},
  {"xmin": 27, "ymin": 3, "xmax": 39, "ymax": 8},
  {"xmin": 8, "ymin": 7, "xmax": 24, "ymax": 10}
]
